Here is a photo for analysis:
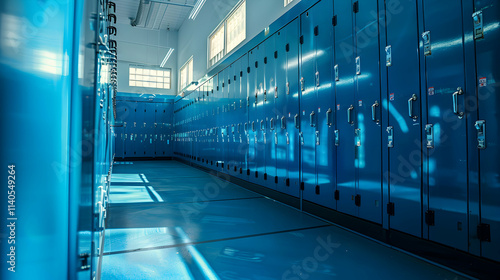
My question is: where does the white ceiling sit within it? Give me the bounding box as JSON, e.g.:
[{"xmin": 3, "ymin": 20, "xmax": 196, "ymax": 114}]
[{"xmin": 115, "ymin": 0, "xmax": 197, "ymax": 30}]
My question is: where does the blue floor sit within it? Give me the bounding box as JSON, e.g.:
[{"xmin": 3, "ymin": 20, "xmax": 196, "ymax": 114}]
[{"xmin": 101, "ymin": 161, "xmax": 471, "ymax": 280}]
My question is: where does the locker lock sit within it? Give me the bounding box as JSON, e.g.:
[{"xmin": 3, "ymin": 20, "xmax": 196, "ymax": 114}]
[{"xmin": 475, "ymin": 120, "xmax": 486, "ymax": 149}]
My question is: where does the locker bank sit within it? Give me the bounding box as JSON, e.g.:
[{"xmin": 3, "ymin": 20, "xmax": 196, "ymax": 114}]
[{"xmin": 1, "ymin": 0, "xmax": 499, "ymax": 279}]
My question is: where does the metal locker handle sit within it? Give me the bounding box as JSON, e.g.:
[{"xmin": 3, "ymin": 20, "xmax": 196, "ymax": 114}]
[
  {"xmin": 355, "ymin": 128, "xmax": 361, "ymax": 147},
  {"xmin": 453, "ymin": 87, "xmax": 464, "ymax": 119},
  {"xmin": 371, "ymin": 101, "xmax": 379, "ymax": 122},
  {"xmin": 347, "ymin": 105, "xmax": 354, "ymax": 124},
  {"xmin": 408, "ymin": 94, "xmax": 418, "ymax": 119},
  {"xmin": 475, "ymin": 120, "xmax": 486, "ymax": 149},
  {"xmin": 270, "ymin": 118, "xmax": 275, "ymax": 131},
  {"xmin": 299, "ymin": 132, "xmax": 304, "ymax": 145},
  {"xmin": 264, "ymin": 90, "xmax": 267, "ymax": 101},
  {"xmin": 425, "ymin": 124, "xmax": 434, "ymax": 148},
  {"xmin": 260, "ymin": 120, "xmax": 264, "ymax": 131},
  {"xmin": 310, "ymin": 111, "xmax": 316, "ymax": 127},
  {"xmin": 275, "ymin": 132, "xmax": 278, "ymax": 144},
  {"xmin": 326, "ymin": 108, "xmax": 333, "ymax": 126},
  {"xmin": 281, "ymin": 116, "xmax": 286, "ymax": 130},
  {"xmin": 294, "ymin": 114, "xmax": 299, "ymax": 129},
  {"xmin": 255, "ymin": 91, "xmax": 258, "ymax": 104},
  {"xmin": 252, "ymin": 121, "xmax": 255, "ymax": 131}
]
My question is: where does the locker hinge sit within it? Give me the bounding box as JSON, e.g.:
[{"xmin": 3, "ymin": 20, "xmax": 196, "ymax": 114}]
[
  {"xmin": 354, "ymin": 194, "xmax": 361, "ymax": 206},
  {"xmin": 387, "ymin": 202, "xmax": 395, "ymax": 216},
  {"xmin": 79, "ymin": 253, "xmax": 91, "ymax": 271},
  {"xmin": 334, "ymin": 190, "xmax": 339, "ymax": 200},
  {"xmin": 332, "ymin": 15, "xmax": 337, "ymax": 26},
  {"xmin": 300, "ymin": 182, "xmax": 305, "ymax": 190},
  {"xmin": 353, "ymin": 1, "xmax": 359, "ymax": 13},
  {"xmin": 300, "ymin": 35, "xmax": 304, "ymax": 45},
  {"xmin": 477, "ymin": 223, "xmax": 491, "ymax": 242},
  {"xmin": 315, "ymin": 185, "xmax": 320, "ymax": 195},
  {"xmin": 425, "ymin": 210, "xmax": 435, "ymax": 226}
]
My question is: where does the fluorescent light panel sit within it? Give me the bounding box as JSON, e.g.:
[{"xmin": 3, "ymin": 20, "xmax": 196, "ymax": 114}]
[
  {"xmin": 160, "ymin": 48, "xmax": 174, "ymax": 67},
  {"xmin": 189, "ymin": 0, "xmax": 206, "ymax": 20}
]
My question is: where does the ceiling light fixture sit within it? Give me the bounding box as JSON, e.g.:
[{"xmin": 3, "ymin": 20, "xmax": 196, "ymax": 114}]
[
  {"xmin": 160, "ymin": 48, "xmax": 174, "ymax": 67},
  {"xmin": 188, "ymin": 0, "xmax": 206, "ymax": 20}
]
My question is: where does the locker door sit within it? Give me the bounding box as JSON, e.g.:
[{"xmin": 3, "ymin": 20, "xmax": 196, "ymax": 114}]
[
  {"xmin": 145, "ymin": 103, "xmax": 156, "ymax": 157},
  {"xmin": 275, "ymin": 27, "xmax": 288, "ymax": 192},
  {"xmin": 313, "ymin": 0, "xmax": 335, "ymax": 209},
  {"xmin": 239, "ymin": 55, "xmax": 249, "ymax": 178},
  {"xmin": 136, "ymin": 102, "xmax": 146, "ymax": 157},
  {"xmin": 354, "ymin": 0, "xmax": 382, "ymax": 223},
  {"xmin": 286, "ymin": 19, "xmax": 301, "ymax": 197},
  {"xmin": 256, "ymin": 44, "xmax": 266, "ymax": 186},
  {"xmin": 124, "ymin": 101, "xmax": 137, "ymax": 158},
  {"xmin": 300, "ymin": 8, "xmax": 318, "ymax": 199},
  {"xmin": 265, "ymin": 34, "xmax": 277, "ymax": 189},
  {"xmin": 155, "ymin": 103, "xmax": 163, "ymax": 157},
  {"xmin": 474, "ymin": 0, "xmax": 500, "ymax": 262},
  {"xmin": 334, "ymin": 0, "xmax": 357, "ymax": 217},
  {"xmin": 422, "ymin": 0, "xmax": 468, "ymax": 251},
  {"xmin": 385, "ymin": 0, "xmax": 422, "ymax": 237},
  {"xmin": 114, "ymin": 126, "xmax": 124, "ymax": 158},
  {"xmin": 248, "ymin": 47, "xmax": 259, "ymax": 183}
]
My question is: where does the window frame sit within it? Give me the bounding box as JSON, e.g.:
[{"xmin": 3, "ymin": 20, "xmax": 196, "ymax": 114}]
[
  {"xmin": 179, "ymin": 56, "xmax": 194, "ymax": 91},
  {"xmin": 128, "ymin": 65, "xmax": 171, "ymax": 89}
]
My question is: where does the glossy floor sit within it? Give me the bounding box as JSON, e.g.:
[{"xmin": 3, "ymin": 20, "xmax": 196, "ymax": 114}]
[{"xmin": 101, "ymin": 161, "xmax": 471, "ymax": 280}]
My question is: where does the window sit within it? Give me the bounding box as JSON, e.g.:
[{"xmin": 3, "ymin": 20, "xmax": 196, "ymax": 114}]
[
  {"xmin": 129, "ymin": 66, "xmax": 171, "ymax": 89},
  {"xmin": 208, "ymin": 0, "xmax": 246, "ymax": 67},
  {"xmin": 180, "ymin": 57, "xmax": 193, "ymax": 90},
  {"xmin": 284, "ymin": 0, "xmax": 294, "ymax": 7}
]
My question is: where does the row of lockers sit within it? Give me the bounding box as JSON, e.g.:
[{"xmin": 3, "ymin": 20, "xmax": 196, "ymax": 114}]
[
  {"xmin": 173, "ymin": 0, "xmax": 499, "ymax": 263},
  {"xmin": 114, "ymin": 101, "xmax": 174, "ymax": 158}
]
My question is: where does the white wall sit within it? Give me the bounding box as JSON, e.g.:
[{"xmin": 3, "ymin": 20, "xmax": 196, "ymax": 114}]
[
  {"xmin": 177, "ymin": 0, "xmax": 301, "ymax": 92},
  {"xmin": 115, "ymin": 23, "xmax": 178, "ymax": 95}
]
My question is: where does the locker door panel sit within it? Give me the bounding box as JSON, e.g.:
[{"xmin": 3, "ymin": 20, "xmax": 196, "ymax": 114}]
[
  {"xmin": 313, "ymin": 0, "xmax": 335, "ymax": 209},
  {"xmin": 240, "ymin": 55, "xmax": 249, "ymax": 178},
  {"xmin": 475, "ymin": 0, "xmax": 500, "ymax": 262},
  {"xmin": 334, "ymin": 0, "xmax": 357, "ymax": 217},
  {"xmin": 124, "ymin": 101, "xmax": 137, "ymax": 158},
  {"xmin": 248, "ymin": 47, "xmax": 259, "ymax": 184},
  {"xmin": 355, "ymin": 0, "xmax": 382, "ymax": 224},
  {"xmin": 145, "ymin": 103, "xmax": 156, "ymax": 157},
  {"xmin": 256, "ymin": 44, "xmax": 266, "ymax": 186},
  {"xmin": 300, "ymin": 8, "xmax": 318, "ymax": 200},
  {"xmin": 286, "ymin": 19, "xmax": 301, "ymax": 197},
  {"xmin": 275, "ymin": 27, "xmax": 288, "ymax": 193},
  {"xmin": 114, "ymin": 126, "xmax": 124, "ymax": 158},
  {"xmin": 265, "ymin": 34, "xmax": 277, "ymax": 189},
  {"xmin": 386, "ymin": 0, "xmax": 422, "ymax": 237},
  {"xmin": 422, "ymin": 0, "xmax": 468, "ymax": 251}
]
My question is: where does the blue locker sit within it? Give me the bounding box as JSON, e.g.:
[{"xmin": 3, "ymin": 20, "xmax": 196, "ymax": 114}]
[
  {"xmin": 334, "ymin": 0, "xmax": 357, "ymax": 217},
  {"xmin": 123, "ymin": 101, "xmax": 136, "ymax": 158},
  {"xmin": 385, "ymin": 0, "xmax": 422, "ymax": 237},
  {"xmin": 240, "ymin": 55, "xmax": 249, "ymax": 179},
  {"xmin": 255, "ymin": 44, "xmax": 267, "ymax": 186},
  {"xmin": 248, "ymin": 47, "xmax": 259, "ymax": 182},
  {"xmin": 154, "ymin": 103, "xmax": 163, "ymax": 157},
  {"xmin": 275, "ymin": 27, "xmax": 288, "ymax": 192},
  {"xmin": 354, "ymin": 0, "xmax": 383, "ymax": 224},
  {"xmin": 114, "ymin": 126, "xmax": 124, "ymax": 158},
  {"xmin": 285, "ymin": 19, "xmax": 301, "ymax": 197},
  {"xmin": 300, "ymin": 6, "xmax": 319, "ymax": 203},
  {"xmin": 264, "ymin": 34, "xmax": 277, "ymax": 189},
  {"xmin": 144, "ymin": 103, "xmax": 156, "ymax": 157},
  {"xmin": 473, "ymin": 0, "xmax": 500, "ymax": 262},
  {"xmin": 421, "ymin": 0, "xmax": 468, "ymax": 251},
  {"xmin": 312, "ymin": 0, "xmax": 335, "ymax": 209},
  {"xmin": 134, "ymin": 102, "xmax": 146, "ymax": 157}
]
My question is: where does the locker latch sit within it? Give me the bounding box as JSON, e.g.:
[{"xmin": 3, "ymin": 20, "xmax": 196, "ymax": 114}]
[
  {"xmin": 286, "ymin": 132, "xmax": 290, "ymax": 145},
  {"xmin": 270, "ymin": 118, "xmax": 275, "ymax": 131},
  {"xmin": 355, "ymin": 56, "xmax": 361, "ymax": 75},
  {"xmin": 354, "ymin": 128, "xmax": 361, "ymax": 147},
  {"xmin": 79, "ymin": 253, "xmax": 91, "ymax": 271},
  {"xmin": 334, "ymin": 130, "xmax": 339, "ymax": 146},
  {"xmin": 385, "ymin": 45, "xmax": 392, "ymax": 67},
  {"xmin": 315, "ymin": 131, "xmax": 320, "ymax": 146},
  {"xmin": 315, "ymin": 71, "xmax": 320, "ymax": 87},
  {"xmin": 334, "ymin": 65, "xmax": 339, "ymax": 81},
  {"xmin": 264, "ymin": 133, "xmax": 266, "ymax": 144},
  {"xmin": 422, "ymin": 31, "xmax": 431, "ymax": 56},
  {"xmin": 300, "ymin": 77, "xmax": 305, "ymax": 92},
  {"xmin": 475, "ymin": 120, "xmax": 486, "ymax": 149},
  {"xmin": 275, "ymin": 86, "xmax": 278, "ymax": 98},
  {"xmin": 299, "ymin": 132, "xmax": 304, "ymax": 146},
  {"xmin": 264, "ymin": 89, "xmax": 267, "ymax": 101},
  {"xmin": 286, "ymin": 82, "xmax": 290, "ymax": 95},
  {"xmin": 326, "ymin": 108, "xmax": 333, "ymax": 126},
  {"xmin": 310, "ymin": 111, "xmax": 316, "ymax": 127},
  {"xmin": 387, "ymin": 126, "xmax": 394, "ymax": 148},
  {"xmin": 472, "ymin": 11, "xmax": 484, "ymax": 40},
  {"xmin": 281, "ymin": 116, "xmax": 286, "ymax": 130},
  {"xmin": 425, "ymin": 124, "xmax": 434, "ymax": 148},
  {"xmin": 275, "ymin": 132, "xmax": 278, "ymax": 145}
]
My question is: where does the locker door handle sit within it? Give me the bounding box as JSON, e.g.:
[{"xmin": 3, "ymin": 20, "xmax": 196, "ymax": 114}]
[
  {"xmin": 326, "ymin": 108, "xmax": 333, "ymax": 126},
  {"xmin": 260, "ymin": 120, "xmax": 264, "ymax": 131},
  {"xmin": 270, "ymin": 118, "xmax": 275, "ymax": 131},
  {"xmin": 299, "ymin": 132, "xmax": 304, "ymax": 145},
  {"xmin": 264, "ymin": 90, "xmax": 267, "ymax": 101},
  {"xmin": 255, "ymin": 91, "xmax": 258, "ymax": 104},
  {"xmin": 310, "ymin": 111, "xmax": 316, "ymax": 127},
  {"xmin": 452, "ymin": 87, "xmax": 464, "ymax": 119},
  {"xmin": 294, "ymin": 114, "xmax": 299, "ymax": 129},
  {"xmin": 281, "ymin": 116, "xmax": 286, "ymax": 130},
  {"xmin": 425, "ymin": 124, "xmax": 434, "ymax": 148},
  {"xmin": 347, "ymin": 105, "xmax": 354, "ymax": 124},
  {"xmin": 355, "ymin": 128, "xmax": 361, "ymax": 147},
  {"xmin": 275, "ymin": 132, "xmax": 278, "ymax": 144},
  {"xmin": 371, "ymin": 101, "xmax": 379, "ymax": 122},
  {"xmin": 252, "ymin": 122, "xmax": 255, "ymax": 131},
  {"xmin": 408, "ymin": 94, "xmax": 418, "ymax": 119}
]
